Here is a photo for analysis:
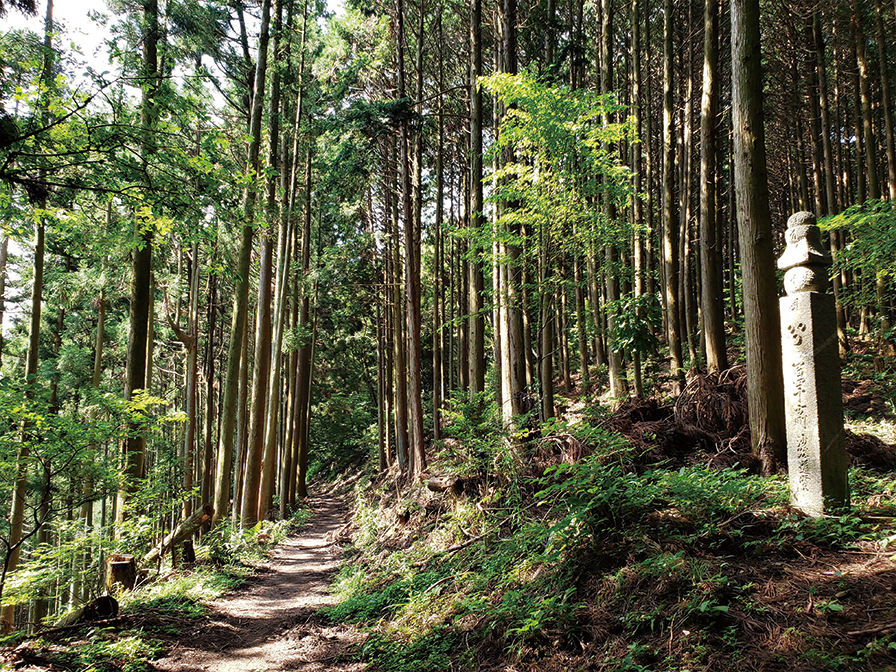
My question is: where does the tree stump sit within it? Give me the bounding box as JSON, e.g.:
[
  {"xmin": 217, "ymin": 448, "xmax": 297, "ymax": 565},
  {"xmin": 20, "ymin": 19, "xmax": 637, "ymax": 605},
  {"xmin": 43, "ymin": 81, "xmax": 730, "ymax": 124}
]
[
  {"xmin": 55, "ymin": 595, "xmax": 119, "ymax": 627},
  {"xmin": 105, "ymin": 554, "xmax": 136, "ymax": 592}
]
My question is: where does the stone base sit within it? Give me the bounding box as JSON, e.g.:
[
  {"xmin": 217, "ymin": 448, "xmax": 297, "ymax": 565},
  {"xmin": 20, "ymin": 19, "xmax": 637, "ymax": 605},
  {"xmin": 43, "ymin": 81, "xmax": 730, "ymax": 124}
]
[{"xmin": 780, "ymin": 292, "xmax": 849, "ymax": 516}]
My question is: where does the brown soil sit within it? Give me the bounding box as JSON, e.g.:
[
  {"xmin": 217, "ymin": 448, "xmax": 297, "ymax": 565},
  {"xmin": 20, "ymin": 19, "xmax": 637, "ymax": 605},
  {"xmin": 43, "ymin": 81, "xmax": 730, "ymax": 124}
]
[{"xmin": 150, "ymin": 495, "xmax": 364, "ymax": 672}]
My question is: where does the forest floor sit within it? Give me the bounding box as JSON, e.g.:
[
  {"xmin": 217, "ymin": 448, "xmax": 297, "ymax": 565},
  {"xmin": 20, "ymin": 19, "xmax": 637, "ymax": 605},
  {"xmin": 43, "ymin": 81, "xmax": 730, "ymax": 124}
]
[{"xmin": 149, "ymin": 494, "xmax": 365, "ymax": 672}]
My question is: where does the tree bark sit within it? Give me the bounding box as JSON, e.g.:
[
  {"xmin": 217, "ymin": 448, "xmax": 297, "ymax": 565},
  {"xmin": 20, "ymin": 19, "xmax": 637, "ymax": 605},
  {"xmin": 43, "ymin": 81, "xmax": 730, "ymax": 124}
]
[
  {"xmin": 402, "ymin": 0, "xmax": 425, "ymax": 476},
  {"xmin": 851, "ymin": 0, "xmax": 881, "ymax": 201},
  {"xmin": 294, "ymin": 147, "xmax": 315, "ymax": 499},
  {"xmin": 699, "ymin": 0, "xmax": 727, "ymax": 372},
  {"xmin": 601, "ymin": 0, "xmax": 628, "ymax": 399},
  {"xmin": 117, "ymin": 0, "xmax": 159, "ymax": 524},
  {"xmin": 873, "ymin": 0, "xmax": 896, "ymax": 200},
  {"xmin": 258, "ymin": 0, "xmax": 287, "ymax": 520},
  {"xmin": 468, "ymin": 0, "xmax": 486, "ymax": 398},
  {"xmin": 212, "ymin": 0, "xmax": 272, "ymax": 527},
  {"xmin": 432, "ymin": 2, "xmax": 444, "ymax": 442},
  {"xmin": 730, "ymin": 0, "xmax": 787, "ymax": 472},
  {"xmin": 663, "ymin": 0, "xmax": 684, "ymax": 393}
]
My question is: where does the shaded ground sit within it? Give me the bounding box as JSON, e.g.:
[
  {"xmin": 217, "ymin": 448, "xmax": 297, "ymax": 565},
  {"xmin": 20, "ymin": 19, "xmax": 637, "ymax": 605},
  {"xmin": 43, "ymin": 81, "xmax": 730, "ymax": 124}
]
[{"xmin": 151, "ymin": 495, "xmax": 363, "ymax": 672}]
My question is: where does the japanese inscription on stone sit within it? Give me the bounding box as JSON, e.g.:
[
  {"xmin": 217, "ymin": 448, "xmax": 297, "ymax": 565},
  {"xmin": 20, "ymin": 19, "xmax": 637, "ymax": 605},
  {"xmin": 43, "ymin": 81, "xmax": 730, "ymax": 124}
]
[{"xmin": 777, "ymin": 212, "xmax": 849, "ymax": 516}]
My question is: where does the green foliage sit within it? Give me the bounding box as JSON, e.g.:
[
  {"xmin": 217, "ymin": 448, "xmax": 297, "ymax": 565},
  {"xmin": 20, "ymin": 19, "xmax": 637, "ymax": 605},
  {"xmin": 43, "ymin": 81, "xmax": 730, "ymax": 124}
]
[
  {"xmin": 481, "ymin": 70, "xmax": 637, "ymax": 252},
  {"xmin": 820, "ymin": 200, "xmax": 896, "ymax": 342},
  {"xmin": 821, "ymin": 199, "xmax": 896, "ymax": 284},
  {"xmin": 438, "ymin": 391, "xmax": 506, "ymax": 476},
  {"xmin": 325, "ymin": 567, "xmax": 450, "ymax": 623},
  {"xmin": 121, "ymin": 565, "xmax": 244, "ymax": 620},
  {"xmin": 774, "ymin": 512, "xmax": 873, "ymax": 549},
  {"xmin": 359, "ymin": 627, "xmax": 458, "ymax": 672},
  {"xmin": 652, "ymin": 467, "xmax": 773, "ymax": 521},
  {"xmin": 537, "ymin": 457, "xmax": 655, "ymax": 548},
  {"xmin": 59, "ymin": 630, "xmax": 161, "ymax": 672},
  {"xmin": 607, "ymin": 294, "xmax": 663, "ymax": 355}
]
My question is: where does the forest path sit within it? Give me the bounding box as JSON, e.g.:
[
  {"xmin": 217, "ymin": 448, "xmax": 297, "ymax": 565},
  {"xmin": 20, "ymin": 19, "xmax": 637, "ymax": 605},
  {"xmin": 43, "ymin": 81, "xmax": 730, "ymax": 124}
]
[{"xmin": 152, "ymin": 495, "xmax": 364, "ymax": 672}]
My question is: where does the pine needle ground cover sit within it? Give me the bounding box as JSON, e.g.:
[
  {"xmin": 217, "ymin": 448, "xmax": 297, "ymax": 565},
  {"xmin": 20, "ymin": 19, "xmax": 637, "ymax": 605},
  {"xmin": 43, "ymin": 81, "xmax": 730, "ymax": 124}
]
[{"xmin": 324, "ymin": 391, "xmax": 896, "ymax": 672}]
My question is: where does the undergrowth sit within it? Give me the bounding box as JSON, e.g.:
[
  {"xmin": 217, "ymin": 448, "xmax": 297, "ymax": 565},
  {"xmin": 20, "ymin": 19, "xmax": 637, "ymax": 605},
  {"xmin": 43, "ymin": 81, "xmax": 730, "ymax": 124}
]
[
  {"xmin": 325, "ymin": 396, "xmax": 896, "ymax": 672},
  {"xmin": 6, "ymin": 506, "xmax": 313, "ymax": 672}
]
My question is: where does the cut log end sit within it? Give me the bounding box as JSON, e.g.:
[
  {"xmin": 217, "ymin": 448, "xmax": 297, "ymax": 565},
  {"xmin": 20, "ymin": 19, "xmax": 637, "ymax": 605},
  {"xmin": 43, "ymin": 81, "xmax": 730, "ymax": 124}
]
[{"xmin": 426, "ymin": 476, "xmax": 464, "ymax": 497}]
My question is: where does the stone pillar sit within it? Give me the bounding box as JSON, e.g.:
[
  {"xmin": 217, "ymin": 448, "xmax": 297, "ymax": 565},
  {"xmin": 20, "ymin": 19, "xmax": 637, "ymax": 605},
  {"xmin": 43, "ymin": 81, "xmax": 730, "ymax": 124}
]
[{"xmin": 778, "ymin": 211, "xmax": 849, "ymax": 516}]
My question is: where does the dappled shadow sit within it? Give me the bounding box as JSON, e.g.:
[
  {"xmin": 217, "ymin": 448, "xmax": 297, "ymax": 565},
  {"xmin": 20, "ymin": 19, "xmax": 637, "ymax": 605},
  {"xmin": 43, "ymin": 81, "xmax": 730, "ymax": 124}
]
[{"xmin": 151, "ymin": 495, "xmax": 364, "ymax": 672}]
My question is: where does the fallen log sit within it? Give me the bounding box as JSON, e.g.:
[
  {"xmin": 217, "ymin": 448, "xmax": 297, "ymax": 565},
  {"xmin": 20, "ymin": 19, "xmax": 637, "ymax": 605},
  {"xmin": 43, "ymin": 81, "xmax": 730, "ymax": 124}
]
[{"xmin": 142, "ymin": 504, "xmax": 214, "ymax": 566}]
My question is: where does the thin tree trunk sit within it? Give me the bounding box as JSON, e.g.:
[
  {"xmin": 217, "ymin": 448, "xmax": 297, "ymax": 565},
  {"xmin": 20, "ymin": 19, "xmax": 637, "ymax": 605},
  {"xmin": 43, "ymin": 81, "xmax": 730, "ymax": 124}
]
[
  {"xmin": 0, "ymin": 234, "xmax": 7, "ymax": 370},
  {"xmin": 601, "ymin": 0, "xmax": 628, "ymax": 399},
  {"xmin": 539, "ymin": 223, "xmax": 554, "ymax": 420},
  {"xmin": 679, "ymin": 0, "xmax": 698, "ymax": 367},
  {"xmin": 499, "ymin": 0, "xmax": 526, "ymax": 423},
  {"xmin": 631, "ymin": 0, "xmax": 644, "ymax": 397},
  {"xmin": 815, "ymin": 12, "xmax": 838, "ymax": 214},
  {"xmin": 432, "ymin": 2, "xmax": 444, "ymax": 442}
]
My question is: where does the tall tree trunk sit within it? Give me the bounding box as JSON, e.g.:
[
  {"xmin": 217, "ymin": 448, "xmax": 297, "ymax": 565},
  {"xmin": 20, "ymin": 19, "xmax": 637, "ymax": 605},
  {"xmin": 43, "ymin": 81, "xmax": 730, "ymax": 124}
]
[
  {"xmin": 873, "ymin": 0, "xmax": 896, "ymax": 199},
  {"xmin": 212, "ymin": 0, "xmax": 272, "ymax": 527},
  {"xmin": 468, "ymin": 0, "xmax": 486, "ymax": 398},
  {"xmin": 294, "ymin": 148, "xmax": 315, "ymax": 499},
  {"xmin": 231, "ymin": 303, "xmax": 251, "ymax": 527},
  {"xmin": 814, "ymin": 12, "xmax": 838, "ymax": 214},
  {"xmin": 2, "ymin": 0, "xmax": 53, "ymax": 630},
  {"xmin": 601, "ymin": 0, "xmax": 628, "ymax": 399},
  {"xmin": 816, "ymin": 12, "xmax": 849, "ymax": 356},
  {"xmin": 700, "ymin": 0, "xmax": 727, "ymax": 372},
  {"xmin": 285, "ymin": 221, "xmax": 302, "ymax": 505},
  {"xmin": 539, "ymin": 224, "xmax": 554, "ymax": 420},
  {"xmin": 851, "ymin": 35, "xmax": 867, "ymax": 204},
  {"xmin": 282, "ymin": 0, "xmax": 310, "ymax": 510},
  {"xmin": 679, "ymin": 0, "xmax": 698, "ymax": 367},
  {"xmin": 806, "ymin": 19, "xmax": 827, "ymax": 218},
  {"xmin": 0, "ymin": 234, "xmax": 7, "ymax": 370},
  {"xmin": 117, "ymin": 0, "xmax": 159, "ymax": 524},
  {"xmin": 851, "ymin": 0, "xmax": 881, "ymax": 200},
  {"xmin": 432, "ymin": 2, "xmax": 444, "ymax": 442},
  {"xmin": 201, "ymin": 255, "xmax": 217, "ymax": 514},
  {"xmin": 499, "ymin": 0, "xmax": 526, "ymax": 423},
  {"xmin": 663, "ymin": 0, "xmax": 684, "ymax": 393},
  {"xmin": 258, "ymin": 0, "xmax": 287, "ymax": 520},
  {"xmin": 630, "ymin": 0, "xmax": 645, "ymax": 397},
  {"xmin": 240, "ymin": 234, "xmax": 273, "ymax": 526},
  {"xmin": 731, "ymin": 0, "xmax": 787, "ymax": 472},
  {"xmin": 180, "ymin": 242, "xmax": 200, "ymax": 556},
  {"xmin": 402, "ymin": 0, "xmax": 426, "ymax": 476}
]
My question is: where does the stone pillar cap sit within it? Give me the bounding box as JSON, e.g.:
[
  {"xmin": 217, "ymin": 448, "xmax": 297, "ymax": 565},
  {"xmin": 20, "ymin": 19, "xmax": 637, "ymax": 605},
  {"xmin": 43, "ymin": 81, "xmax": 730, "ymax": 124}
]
[{"xmin": 777, "ymin": 210, "xmax": 832, "ymax": 271}]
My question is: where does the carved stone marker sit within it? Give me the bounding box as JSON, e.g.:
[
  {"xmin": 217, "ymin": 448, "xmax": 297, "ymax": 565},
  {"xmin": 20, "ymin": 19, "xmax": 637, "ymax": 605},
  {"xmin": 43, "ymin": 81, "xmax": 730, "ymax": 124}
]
[{"xmin": 778, "ymin": 211, "xmax": 849, "ymax": 516}]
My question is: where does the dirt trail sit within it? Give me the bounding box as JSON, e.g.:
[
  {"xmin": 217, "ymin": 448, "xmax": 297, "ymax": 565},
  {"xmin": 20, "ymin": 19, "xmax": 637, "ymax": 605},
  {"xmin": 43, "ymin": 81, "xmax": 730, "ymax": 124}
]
[{"xmin": 152, "ymin": 496, "xmax": 364, "ymax": 672}]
